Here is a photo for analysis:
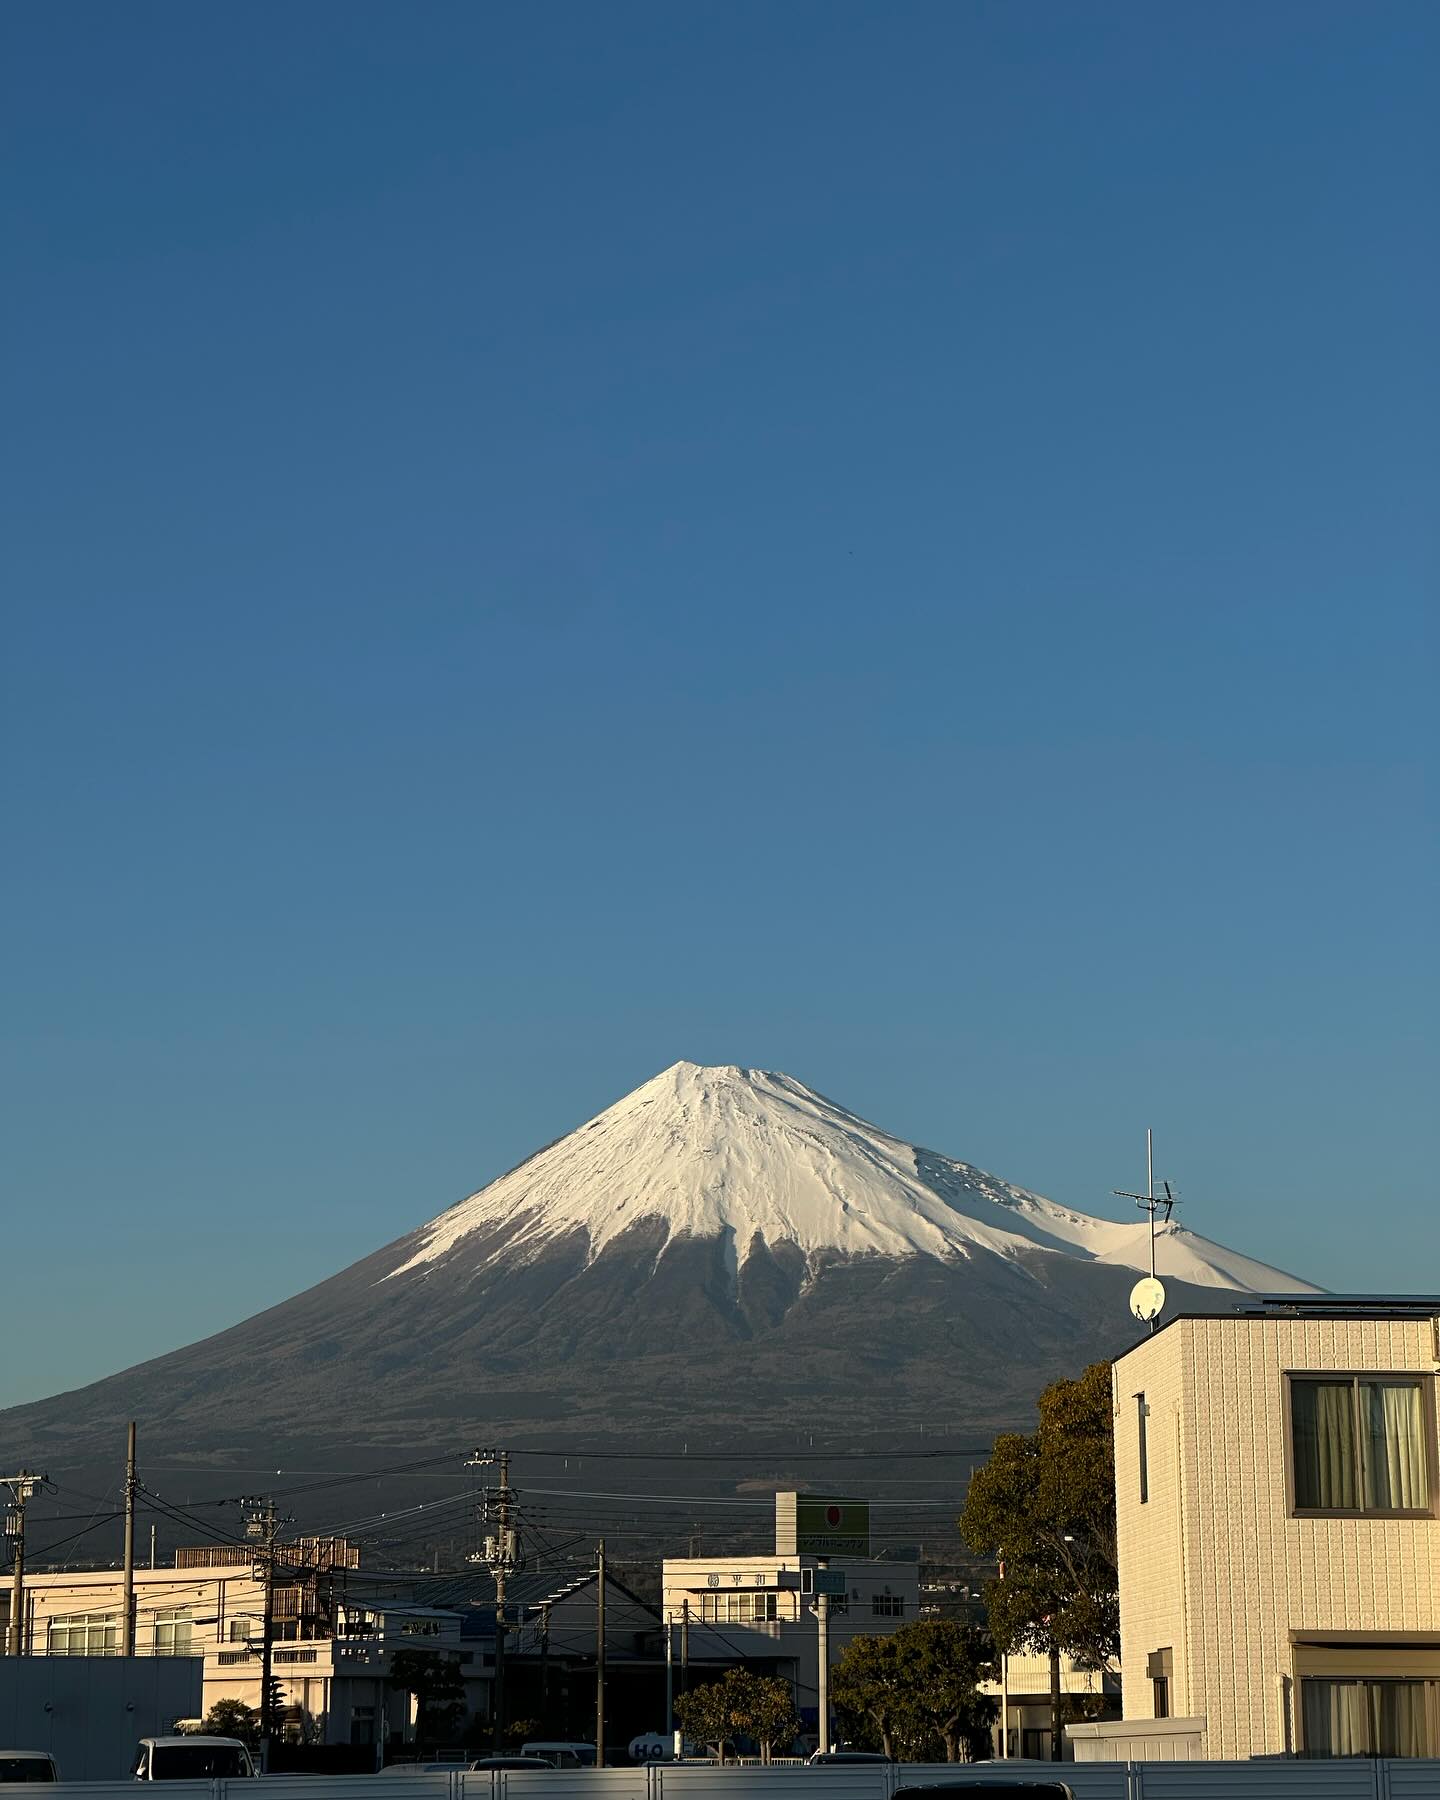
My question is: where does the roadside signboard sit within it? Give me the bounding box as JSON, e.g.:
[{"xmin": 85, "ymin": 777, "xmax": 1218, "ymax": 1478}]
[{"xmin": 775, "ymin": 1493, "xmax": 871, "ymax": 1555}]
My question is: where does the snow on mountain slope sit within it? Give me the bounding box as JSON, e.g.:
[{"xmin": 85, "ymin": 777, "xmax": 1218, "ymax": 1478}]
[{"xmin": 387, "ymin": 1061, "xmax": 1318, "ymax": 1292}]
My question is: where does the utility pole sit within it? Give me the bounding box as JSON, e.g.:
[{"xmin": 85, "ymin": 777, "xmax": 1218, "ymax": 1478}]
[
  {"xmin": 539, "ymin": 1604, "xmax": 551, "ymax": 1729},
  {"xmin": 1000, "ymin": 1650, "xmax": 1009, "ymax": 1759},
  {"xmin": 664, "ymin": 1609, "xmax": 674, "ymax": 1742},
  {"xmin": 1049, "ymin": 1642, "xmax": 1062, "ymax": 1762},
  {"xmin": 595, "ymin": 1539, "xmax": 606, "ymax": 1769},
  {"xmin": 150, "ymin": 1524, "xmax": 157, "ymax": 1570},
  {"xmin": 680, "ymin": 1598, "xmax": 689, "ymax": 1704},
  {"xmin": 2, "ymin": 1472, "xmax": 46, "ymax": 1657},
  {"xmin": 468, "ymin": 1447, "xmax": 521, "ymax": 1753},
  {"xmin": 815, "ymin": 1558, "xmax": 831, "ymax": 1756},
  {"xmin": 242, "ymin": 1495, "xmax": 282, "ymax": 1770},
  {"xmin": 122, "ymin": 1423, "xmax": 138, "ymax": 1657}
]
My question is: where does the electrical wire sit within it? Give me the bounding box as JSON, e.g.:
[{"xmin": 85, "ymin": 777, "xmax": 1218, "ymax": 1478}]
[{"xmin": 25, "ymin": 1512, "xmax": 126, "ymax": 1562}]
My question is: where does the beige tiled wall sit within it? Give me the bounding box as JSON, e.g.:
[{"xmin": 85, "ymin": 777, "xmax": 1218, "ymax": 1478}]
[
  {"xmin": 1114, "ymin": 1329, "xmax": 1191, "ymax": 1726},
  {"xmin": 1114, "ymin": 1314, "xmax": 1440, "ymax": 1759}
]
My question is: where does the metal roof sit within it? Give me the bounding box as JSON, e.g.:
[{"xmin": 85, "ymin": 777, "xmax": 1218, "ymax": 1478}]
[{"xmin": 405, "ymin": 1569, "xmax": 598, "ymax": 1615}]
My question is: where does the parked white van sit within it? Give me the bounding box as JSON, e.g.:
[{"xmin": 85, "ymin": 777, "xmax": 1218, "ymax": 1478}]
[
  {"xmin": 132, "ymin": 1738, "xmax": 257, "ymax": 1780},
  {"xmin": 519, "ymin": 1743, "xmax": 595, "ymax": 1770}
]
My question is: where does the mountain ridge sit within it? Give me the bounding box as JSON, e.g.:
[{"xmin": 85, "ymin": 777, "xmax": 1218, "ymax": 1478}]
[
  {"xmin": 386, "ymin": 1059, "xmax": 1316, "ymax": 1294},
  {"xmin": 1, "ymin": 1061, "xmax": 1316, "ymax": 1489}
]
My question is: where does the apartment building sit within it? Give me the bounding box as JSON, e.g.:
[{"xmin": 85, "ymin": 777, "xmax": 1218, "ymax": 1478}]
[
  {"xmin": 1104, "ymin": 1296, "xmax": 1439, "ymax": 1760},
  {"xmin": 11, "ymin": 1546, "xmax": 461, "ymax": 1747},
  {"xmin": 983, "ymin": 1651, "xmax": 1120, "ymax": 1761}
]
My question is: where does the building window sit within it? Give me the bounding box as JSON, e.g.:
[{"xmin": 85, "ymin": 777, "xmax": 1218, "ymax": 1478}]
[
  {"xmin": 228, "ymin": 1616, "xmax": 256, "ymax": 1642},
  {"xmin": 1290, "ymin": 1376, "xmax": 1430, "ymax": 1515},
  {"xmin": 1146, "ymin": 1647, "xmax": 1173, "ymax": 1719},
  {"xmin": 699, "ymin": 1592, "xmax": 778, "ymax": 1624},
  {"xmin": 871, "ymin": 1594, "xmax": 905, "ymax": 1618},
  {"xmin": 730, "ymin": 1592, "xmax": 778, "ymax": 1624},
  {"xmin": 153, "ymin": 1608, "xmax": 193, "ymax": 1656},
  {"xmin": 1137, "ymin": 1393, "xmax": 1149, "ymax": 1504},
  {"xmin": 47, "ymin": 1612, "xmax": 120, "ymax": 1656},
  {"xmin": 1301, "ymin": 1679, "xmax": 1435, "ymax": 1758}
]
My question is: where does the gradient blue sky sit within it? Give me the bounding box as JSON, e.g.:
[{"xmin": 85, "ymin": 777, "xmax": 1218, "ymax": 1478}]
[{"xmin": 3, "ymin": 1, "xmax": 1436, "ymax": 1408}]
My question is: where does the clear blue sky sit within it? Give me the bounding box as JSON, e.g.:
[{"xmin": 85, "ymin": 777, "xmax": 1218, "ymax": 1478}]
[{"xmin": 3, "ymin": 1, "xmax": 1435, "ymax": 1408}]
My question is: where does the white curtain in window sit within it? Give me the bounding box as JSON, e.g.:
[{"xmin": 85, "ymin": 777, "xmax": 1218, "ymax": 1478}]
[
  {"xmin": 1302, "ymin": 1680, "xmax": 1366, "ymax": 1756},
  {"xmin": 1293, "ymin": 1382, "xmax": 1357, "ymax": 1509},
  {"xmin": 1371, "ymin": 1682, "xmax": 1430, "ymax": 1758},
  {"xmin": 1364, "ymin": 1382, "xmax": 1427, "ymax": 1511}
]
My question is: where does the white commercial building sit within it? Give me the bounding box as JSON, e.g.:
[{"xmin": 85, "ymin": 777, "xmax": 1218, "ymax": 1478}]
[
  {"xmin": 661, "ymin": 1494, "xmax": 918, "ymax": 1733},
  {"xmin": 1096, "ymin": 1296, "xmax": 1440, "ymax": 1761}
]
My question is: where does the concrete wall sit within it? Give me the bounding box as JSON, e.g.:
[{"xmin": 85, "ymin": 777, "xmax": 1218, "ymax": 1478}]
[
  {"xmin": 0, "ymin": 1654, "xmax": 201, "ymax": 1781},
  {"xmin": 1113, "ymin": 1313, "xmax": 1440, "ymax": 1759},
  {"xmin": 12, "ymin": 1758, "xmax": 1440, "ymax": 1800}
]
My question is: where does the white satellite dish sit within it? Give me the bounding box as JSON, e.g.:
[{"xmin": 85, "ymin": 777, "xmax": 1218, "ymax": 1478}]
[{"xmin": 1130, "ymin": 1276, "xmax": 1166, "ymax": 1323}]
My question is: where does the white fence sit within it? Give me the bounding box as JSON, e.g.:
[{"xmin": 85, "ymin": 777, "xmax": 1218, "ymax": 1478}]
[{"xmin": 10, "ymin": 1762, "xmax": 1440, "ymax": 1800}]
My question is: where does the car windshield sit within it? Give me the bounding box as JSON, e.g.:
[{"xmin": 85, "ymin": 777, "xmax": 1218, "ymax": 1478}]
[
  {"xmin": 0, "ymin": 1762, "xmax": 55, "ymax": 1784},
  {"xmin": 150, "ymin": 1746, "xmax": 250, "ymax": 1779}
]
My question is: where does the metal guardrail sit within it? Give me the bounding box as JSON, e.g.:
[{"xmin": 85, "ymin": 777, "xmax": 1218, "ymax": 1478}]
[{"xmin": 6, "ymin": 1760, "xmax": 1439, "ymax": 1799}]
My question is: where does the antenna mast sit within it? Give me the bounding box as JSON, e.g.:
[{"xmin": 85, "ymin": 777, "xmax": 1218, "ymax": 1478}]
[
  {"xmin": 1147, "ymin": 1126, "xmax": 1154, "ymax": 1275},
  {"xmin": 1115, "ymin": 1129, "xmax": 1178, "ymax": 1332}
]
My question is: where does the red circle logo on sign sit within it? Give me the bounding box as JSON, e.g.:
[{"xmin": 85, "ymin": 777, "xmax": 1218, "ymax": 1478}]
[{"xmin": 825, "ymin": 1505, "xmax": 843, "ymax": 1528}]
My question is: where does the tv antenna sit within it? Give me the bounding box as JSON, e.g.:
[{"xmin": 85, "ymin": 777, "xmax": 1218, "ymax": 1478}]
[{"xmin": 1114, "ymin": 1128, "xmax": 1178, "ymax": 1331}]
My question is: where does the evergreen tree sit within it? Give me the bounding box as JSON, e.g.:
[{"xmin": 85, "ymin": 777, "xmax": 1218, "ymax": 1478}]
[{"xmin": 959, "ymin": 1360, "xmax": 1118, "ymax": 1759}]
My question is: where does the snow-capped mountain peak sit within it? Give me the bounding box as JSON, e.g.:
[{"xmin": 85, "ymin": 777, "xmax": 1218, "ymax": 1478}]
[{"xmin": 386, "ymin": 1060, "xmax": 1317, "ymax": 1293}]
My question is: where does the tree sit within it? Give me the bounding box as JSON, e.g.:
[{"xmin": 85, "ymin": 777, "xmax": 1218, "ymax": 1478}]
[
  {"xmin": 674, "ymin": 1669, "xmax": 800, "ymax": 1763},
  {"xmin": 388, "ymin": 1646, "xmax": 467, "ymax": 1743},
  {"xmin": 734, "ymin": 1671, "xmax": 802, "ymax": 1764},
  {"xmin": 898, "ymin": 1620, "xmax": 998, "ymax": 1762},
  {"xmin": 959, "ymin": 1361, "xmax": 1118, "ymax": 1762},
  {"xmin": 674, "ymin": 1679, "xmax": 732, "ymax": 1762},
  {"xmin": 190, "ymin": 1699, "xmax": 259, "ymax": 1750},
  {"xmin": 830, "ymin": 1621, "xmax": 997, "ymax": 1762},
  {"xmin": 829, "ymin": 1633, "xmax": 909, "ymax": 1758}
]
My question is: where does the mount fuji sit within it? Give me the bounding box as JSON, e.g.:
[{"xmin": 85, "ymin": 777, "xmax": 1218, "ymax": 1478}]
[{"xmin": 3, "ymin": 1062, "xmax": 1316, "ymax": 1471}]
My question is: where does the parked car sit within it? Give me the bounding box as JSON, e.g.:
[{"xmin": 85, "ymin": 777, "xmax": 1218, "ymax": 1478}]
[
  {"xmin": 519, "ymin": 1744, "xmax": 595, "ymax": 1770},
  {"xmin": 808, "ymin": 1751, "xmax": 894, "ymax": 1764},
  {"xmin": 0, "ymin": 1753, "xmax": 59, "ymax": 1784},
  {"xmin": 132, "ymin": 1738, "xmax": 257, "ymax": 1780},
  {"xmin": 466, "ymin": 1758, "xmax": 556, "ymax": 1772},
  {"xmin": 379, "ymin": 1765, "xmax": 469, "ymax": 1775},
  {"xmin": 894, "ymin": 1785, "xmax": 1074, "ymax": 1799}
]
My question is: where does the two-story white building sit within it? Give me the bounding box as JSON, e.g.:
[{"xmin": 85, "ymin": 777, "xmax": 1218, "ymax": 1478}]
[
  {"xmin": 1091, "ymin": 1297, "xmax": 1439, "ymax": 1761},
  {"xmin": 661, "ymin": 1494, "xmax": 918, "ymax": 1733},
  {"xmin": 12, "ymin": 1545, "xmax": 464, "ymax": 1748}
]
